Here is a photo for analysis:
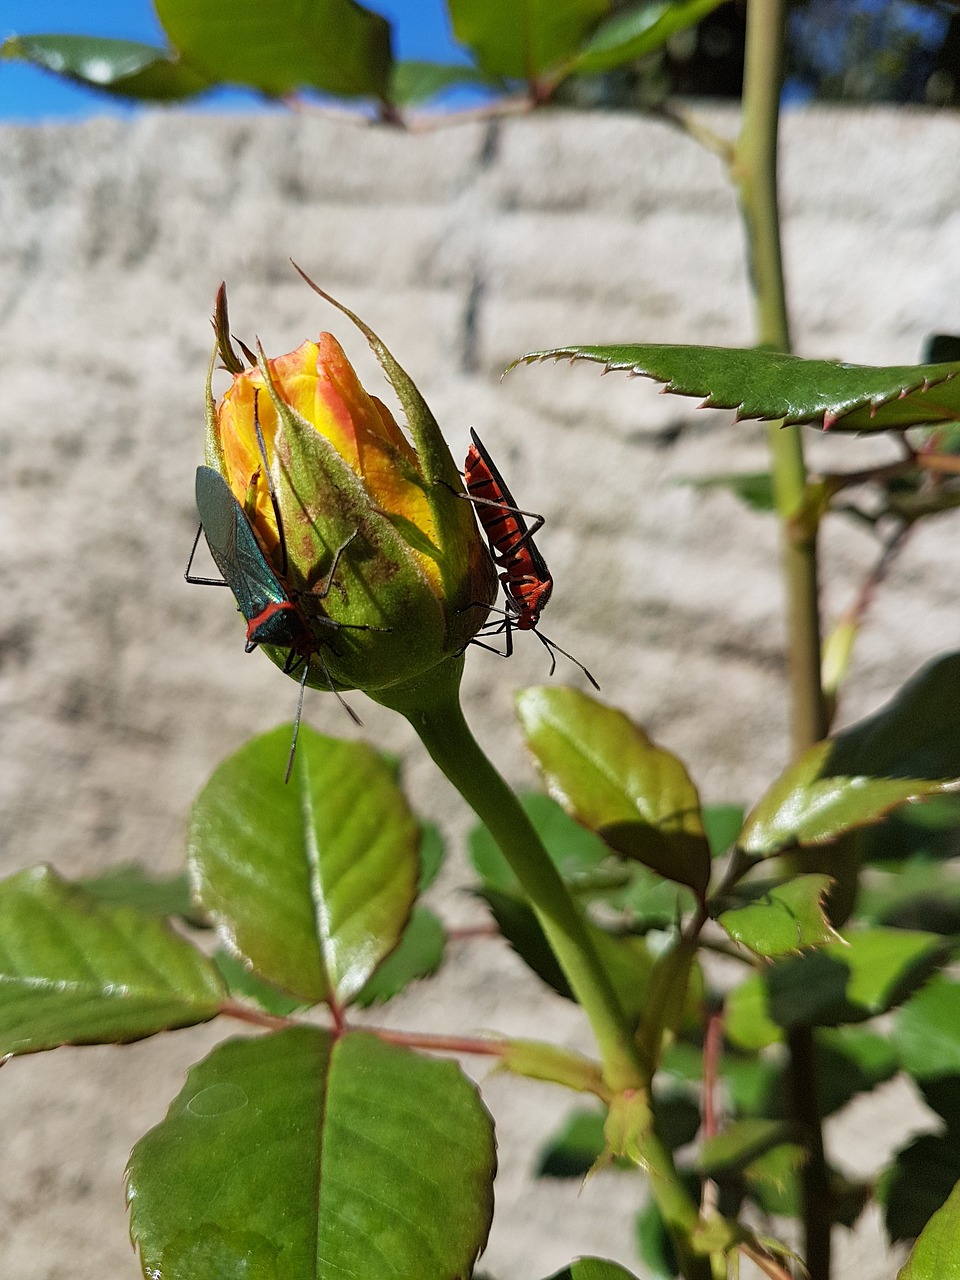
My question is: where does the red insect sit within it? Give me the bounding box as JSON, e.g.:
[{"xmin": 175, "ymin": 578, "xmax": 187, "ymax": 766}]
[{"xmin": 462, "ymin": 429, "xmax": 598, "ymax": 688}]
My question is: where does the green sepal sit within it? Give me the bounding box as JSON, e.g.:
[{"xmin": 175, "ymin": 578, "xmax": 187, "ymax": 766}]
[{"xmin": 290, "ymin": 268, "xmax": 497, "ymax": 626}]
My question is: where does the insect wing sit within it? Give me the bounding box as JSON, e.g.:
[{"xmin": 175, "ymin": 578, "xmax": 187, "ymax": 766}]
[{"xmin": 195, "ymin": 466, "xmax": 289, "ymax": 627}]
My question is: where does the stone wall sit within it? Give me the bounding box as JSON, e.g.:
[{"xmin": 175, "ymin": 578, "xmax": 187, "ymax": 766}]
[{"xmin": 2, "ymin": 105, "xmax": 958, "ymax": 1278}]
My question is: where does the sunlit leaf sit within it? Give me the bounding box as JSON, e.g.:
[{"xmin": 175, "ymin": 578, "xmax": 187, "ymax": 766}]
[
  {"xmin": 155, "ymin": 0, "xmax": 393, "ymax": 98},
  {"xmin": 128, "ymin": 1027, "xmax": 496, "ymax": 1279},
  {"xmin": 188, "ymin": 725, "xmax": 419, "ymax": 1006},
  {"xmin": 0, "ymin": 866, "xmax": 224, "ymax": 1054},
  {"xmin": 741, "ymin": 740, "xmax": 949, "ymax": 858},
  {"xmin": 2, "ymin": 34, "xmax": 210, "ymax": 99},
  {"xmin": 448, "ymin": 0, "xmax": 609, "ymax": 80},
  {"xmin": 897, "ymin": 1177, "xmax": 960, "ymax": 1276},
  {"xmin": 716, "ymin": 874, "xmax": 838, "ymax": 956},
  {"xmin": 517, "ymin": 687, "xmax": 711, "ymax": 894},
  {"xmin": 569, "ymin": 0, "xmax": 726, "ymax": 75},
  {"xmin": 512, "ymin": 344, "xmax": 960, "ymax": 433}
]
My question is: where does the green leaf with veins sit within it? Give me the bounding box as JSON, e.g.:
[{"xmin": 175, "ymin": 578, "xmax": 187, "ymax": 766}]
[
  {"xmin": 0, "ymin": 866, "xmax": 224, "ymax": 1054},
  {"xmin": 517, "ymin": 686, "xmax": 711, "ymax": 894},
  {"xmin": 128, "ymin": 1028, "xmax": 496, "ymax": 1279},
  {"xmin": 188, "ymin": 725, "xmax": 419, "ymax": 1006}
]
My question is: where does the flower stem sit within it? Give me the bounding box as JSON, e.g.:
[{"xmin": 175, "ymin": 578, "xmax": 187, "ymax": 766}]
[
  {"xmin": 372, "ymin": 659, "xmax": 711, "ymax": 1280},
  {"xmin": 376, "ymin": 659, "xmax": 645, "ymax": 1092}
]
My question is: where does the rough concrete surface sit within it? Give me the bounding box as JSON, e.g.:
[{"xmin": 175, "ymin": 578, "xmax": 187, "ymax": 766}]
[{"xmin": 2, "ymin": 104, "xmax": 958, "ymax": 1277}]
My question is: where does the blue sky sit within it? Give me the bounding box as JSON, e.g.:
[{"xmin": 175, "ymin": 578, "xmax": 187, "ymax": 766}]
[{"xmin": 0, "ymin": 0, "xmax": 468, "ymax": 120}]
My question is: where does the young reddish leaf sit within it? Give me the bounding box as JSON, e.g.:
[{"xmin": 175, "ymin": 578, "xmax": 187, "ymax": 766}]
[
  {"xmin": 512, "ymin": 345, "xmax": 960, "ymax": 433},
  {"xmin": 188, "ymin": 725, "xmax": 419, "ymax": 1007},
  {"xmin": 448, "ymin": 0, "xmax": 608, "ymax": 80},
  {"xmin": 716, "ymin": 874, "xmax": 838, "ymax": 957},
  {"xmin": 0, "ymin": 866, "xmax": 224, "ymax": 1055},
  {"xmin": 1, "ymin": 34, "xmax": 210, "ymax": 99},
  {"xmin": 516, "ymin": 687, "xmax": 711, "ymax": 895},
  {"xmin": 740, "ymin": 740, "xmax": 948, "ymax": 858},
  {"xmin": 127, "ymin": 1027, "xmax": 496, "ymax": 1280},
  {"xmin": 155, "ymin": 0, "xmax": 393, "ymax": 99},
  {"xmin": 569, "ymin": 0, "xmax": 725, "ymax": 76}
]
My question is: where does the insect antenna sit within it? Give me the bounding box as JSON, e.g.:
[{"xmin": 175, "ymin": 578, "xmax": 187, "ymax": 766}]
[{"xmin": 531, "ymin": 628, "xmax": 600, "ymax": 691}]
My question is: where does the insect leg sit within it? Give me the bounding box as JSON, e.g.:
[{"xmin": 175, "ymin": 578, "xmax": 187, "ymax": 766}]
[
  {"xmin": 184, "ymin": 523, "xmax": 231, "ymax": 587},
  {"xmin": 284, "ymin": 660, "xmax": 311, "ymax": 784}
]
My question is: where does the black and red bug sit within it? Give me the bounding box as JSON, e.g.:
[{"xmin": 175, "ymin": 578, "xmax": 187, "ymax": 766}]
[
  {"xmin": 461, "ymin": 429, "xmax": 598, "ymax": 688},
  {"xmin": 186, "ymin": 394, "xmax": 369, "ymax": 779}
]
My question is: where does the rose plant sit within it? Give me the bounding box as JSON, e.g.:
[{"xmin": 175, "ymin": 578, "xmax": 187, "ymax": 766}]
[{"xmin": 6, "ymin": 4, "xmax": 960, "ymax": 1280}]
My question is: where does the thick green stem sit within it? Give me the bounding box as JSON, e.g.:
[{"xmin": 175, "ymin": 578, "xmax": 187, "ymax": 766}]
[
  {"xmin": 376, "ymin": 659, "xmax": 644, "ymax": 1092},
  {"xmin": 371, "ymin": 659, "xmax": 711, "ymax": 1280},
  {"xmin": 733, "ymin": 4, "xmax": 831, "ymax": 1278}
]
